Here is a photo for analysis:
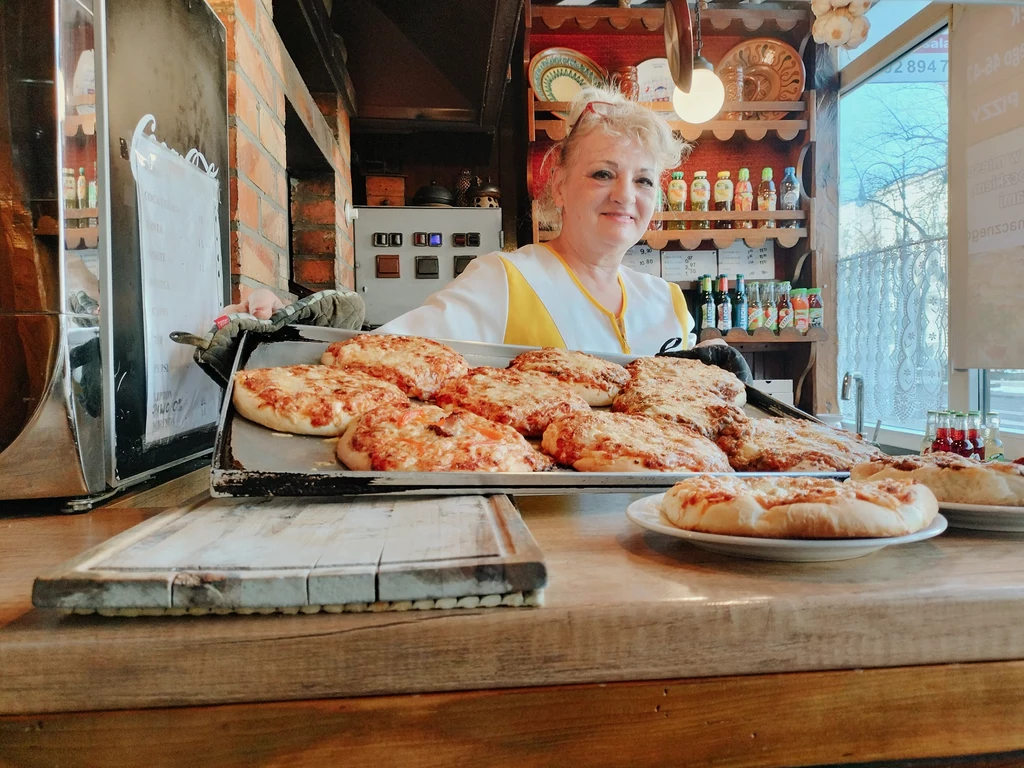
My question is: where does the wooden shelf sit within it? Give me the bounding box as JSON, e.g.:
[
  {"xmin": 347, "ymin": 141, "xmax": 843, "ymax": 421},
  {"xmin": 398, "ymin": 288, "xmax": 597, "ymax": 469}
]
[
  {"xmin": 531, "ymin": 99, "xmax": 809, "ymax": 143},
  {"xmin": 535, "ymin": 226, "xmax": 808, "ymax": 250},
  {"xmin": 530, "ymin": 5, "xmax": 809, "ymax": 36},
  {"xmin": 65, "ymin": 207, "xmax": 98, "ymax": 220},
  {"xmin": 699, "ymin": 327, "xmax": 828, "ymax": 344}
]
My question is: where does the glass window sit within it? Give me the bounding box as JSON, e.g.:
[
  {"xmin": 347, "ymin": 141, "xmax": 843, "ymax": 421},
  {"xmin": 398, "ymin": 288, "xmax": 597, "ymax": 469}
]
[
  {"xmin": 838, "ymin": 0, "xmax": 932, "ymax": 69},
  {"xmin": 986, "ymin": 370, "xmax": 1024, "ymax": 436},
  {"xmin": 837, "ymin": 29, "xmax": 949, "ymax": 434}
]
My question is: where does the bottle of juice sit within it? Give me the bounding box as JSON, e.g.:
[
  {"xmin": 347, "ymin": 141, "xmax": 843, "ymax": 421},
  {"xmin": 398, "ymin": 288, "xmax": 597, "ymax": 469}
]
[
  {"xmin": 731, "ymin": 273, "xmax": 748, "ymax": 331},
  {"xmin": 713, "ymin": 171, "xmax": 734, "ymax": 229},
  {"xmin": 698, "ymin": 274, "xmax": 715, "ymax": 336},
  {"xmin": 967, "ymin": 411, "xmax": 986, "ymax": 460},
  {"xmin": 715, "ymin": 274, "xmax": 732, "ymax": 332},
  {"xmin": 734, "ymin": 168, "xmax": 754, "ymax": 228},
  {"xmin": 690, "ymin": 171, "xmax": 711, "ymax": 229},
  {"xmin": 950, "ymin": 412, "xmax": 974, "ymax": 458},
  {"xmin": 985, "ymin": 412, "xmax": 1005, "ymax": 460},
  {"xmin": 791, "ymin": 288, "xmax": 809, "ymax": 333},
  {"xmin": 921, "ymin": 411, "xmax": 939, "ymax": 455},
  {"xmin": 808, "ymin": 288, "xmax": 824, "ymax": 329},
  {"xmin": 746, "ymin": 280, "xmax": 762, "ymax": 330},
  {"xmin": 932, "ymin": 411, "xmax": 953, "ymax": 453},
  {"xmin": 757, "ymin": 167, "xmax": 776, "ymax": 229},
  {"xmin": 779, "ymin": 166, "xmax": 800, "ymax": 227},
  {"xmin": 776, "ymin": 280, "xmax": 794, "ymax": 332},
  {"xmin": 666, "ymin": 171, "xmax": 687, "ymax": 230},
  {"xmin": 762, "ymin": 281, "xmax": 778, "ymax": 331}
]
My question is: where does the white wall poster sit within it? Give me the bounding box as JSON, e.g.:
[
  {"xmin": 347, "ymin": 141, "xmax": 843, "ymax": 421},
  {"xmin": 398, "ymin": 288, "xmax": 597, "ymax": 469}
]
[{"xmin": 130, "ymin": 115, "xmax": 223, "ymax": 445}]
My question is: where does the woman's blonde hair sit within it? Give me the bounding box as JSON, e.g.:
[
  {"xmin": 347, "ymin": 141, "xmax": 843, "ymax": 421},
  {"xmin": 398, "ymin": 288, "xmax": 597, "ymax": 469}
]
[{"xmin": 536, "ymin": 85, "xmax": 689, "ymax": 232}]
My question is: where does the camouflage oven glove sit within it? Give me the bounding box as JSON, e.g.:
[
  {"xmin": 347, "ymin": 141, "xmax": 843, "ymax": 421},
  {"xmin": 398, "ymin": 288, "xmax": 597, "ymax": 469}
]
[
  {"xmin": 170, "ymin": 289, "xmax": 365, "ymax": 387},
  {"xmin": 656, "ymin": 338, "xmax": 754, "ymax": 385}
]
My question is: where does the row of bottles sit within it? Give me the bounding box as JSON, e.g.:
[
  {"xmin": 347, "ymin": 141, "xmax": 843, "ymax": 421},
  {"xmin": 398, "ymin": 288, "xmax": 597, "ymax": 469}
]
[
  {"xmin": 922, "ymin": 411, "xmax": 1004, "ymax": 461},
  {"xmin": 695, "ymin": 274, "xmax": 824, "ymax": 336},
  {"xmin": 659, "ymin": 166, "xmax": 800, "ymax": 231},
  {"xmin": 63, "ymin": 162, "xmax": 97, "ymax": 228}
]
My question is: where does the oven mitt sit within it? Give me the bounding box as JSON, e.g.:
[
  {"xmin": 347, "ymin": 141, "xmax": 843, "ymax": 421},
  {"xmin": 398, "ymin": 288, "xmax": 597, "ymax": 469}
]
[
  {"xmin": 656, "ymin": 337, "xmax": 753, "ymax": 385},
  {"xmin": 170, "ymin": 289, "xmax": 365, "ymax": 387}
]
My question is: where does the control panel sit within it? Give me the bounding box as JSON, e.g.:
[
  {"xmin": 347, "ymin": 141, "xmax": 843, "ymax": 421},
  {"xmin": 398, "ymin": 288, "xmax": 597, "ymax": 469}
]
[{"xmin": 354, "ymin": 206, "xmax": 503, "ymax": 326}]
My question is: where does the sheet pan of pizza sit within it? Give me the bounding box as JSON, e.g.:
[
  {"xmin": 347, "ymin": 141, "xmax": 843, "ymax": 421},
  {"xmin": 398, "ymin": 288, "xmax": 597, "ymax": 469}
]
[{"xmin": 210, "ymin": 327, "xmax": 853, "ymax": 498}]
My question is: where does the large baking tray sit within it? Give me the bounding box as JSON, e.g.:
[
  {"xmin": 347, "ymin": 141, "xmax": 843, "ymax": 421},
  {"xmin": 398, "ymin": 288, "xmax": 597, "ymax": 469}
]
[{"xmin": 211, "ymin": 327, "xmax": 842, "ymax": 497}]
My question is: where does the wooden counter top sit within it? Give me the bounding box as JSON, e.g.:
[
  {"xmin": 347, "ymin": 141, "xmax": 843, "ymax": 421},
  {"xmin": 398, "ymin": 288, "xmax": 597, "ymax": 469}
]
[{"xmin": 3, "ymin": 475, "xmax": 1024, "ymax": 718}]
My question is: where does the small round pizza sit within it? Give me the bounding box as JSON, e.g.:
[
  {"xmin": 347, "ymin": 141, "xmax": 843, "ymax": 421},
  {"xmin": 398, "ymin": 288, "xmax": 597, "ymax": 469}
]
[
  {"xmin": 508, "ymin": 348, "xmax": 630, "ymax": 406},
  {"xmin": 320, "ymin": 334, "xmax": 468, "ymax": 400},
  {"xmin": 541, "ymin": 412, "xmax": 733, "ymax": 473},
  {"xmin": 233, "ymin": 365, "xmax": 409, "ymax": 436},
  {"xmin": 612, "ymin": 357, "xmax": 747, "ymax": 439},
  {"xmin": 337, "ymin": 403, "xmax": 553, "ymax": 472},
  {"xmin": 850, "ymin": 452, "xmax": 1024, "ymax": 507},
  {"xmin": 716, "ymin": 417, "xmax": 885, "ymax": 472},
  {"xmin": 434, "ymin": 367, "xmax": 590, "ymax": 437},
  {"xmin": 658, "ymin": 475, "xmax": 939, "ymax": 539}
]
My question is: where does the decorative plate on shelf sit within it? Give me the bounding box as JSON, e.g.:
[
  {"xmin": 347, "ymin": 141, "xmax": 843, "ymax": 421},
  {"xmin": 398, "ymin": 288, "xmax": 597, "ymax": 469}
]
[
  {"xmin": 636, "ymin": 58, "xmax": 675, "ymax": 103},
  {"xmin": 626, "ymin": 493, "xmax": 948, "ymax": 562},
  {"xmin": 716, "ymin": 38, "xmax": 805, "ymax": 121},
  {"xmin": 530, "ymin": 47, "xmax": 608, "ymax": 119}
]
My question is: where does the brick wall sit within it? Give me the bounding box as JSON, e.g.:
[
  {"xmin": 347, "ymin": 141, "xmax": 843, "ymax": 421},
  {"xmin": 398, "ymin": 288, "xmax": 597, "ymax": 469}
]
[{"xmin": 208, "ymin": 0, "xmax": 354, "ymax": 304}]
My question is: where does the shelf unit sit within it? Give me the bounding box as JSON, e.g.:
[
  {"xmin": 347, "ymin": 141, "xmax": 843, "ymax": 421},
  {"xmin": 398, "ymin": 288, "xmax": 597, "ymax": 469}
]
[
  {"xmin": 699, "ymin": 327, "xmax": 827, "ymax": 345},
  {"xmin": 531, "ymin": 5, "xmax": 809, "ymax": 37}
]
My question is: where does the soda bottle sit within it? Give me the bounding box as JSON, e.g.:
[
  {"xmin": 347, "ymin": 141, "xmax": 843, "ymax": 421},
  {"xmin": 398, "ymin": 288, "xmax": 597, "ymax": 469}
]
[
  {"xmin": 666, "ymin": 171, "xmax": 687, "ymax": 230},
  {"xmin": 921, "ymin": 411, "xmax": 940, "ymax": 455},
  {"xmin": 949, "ymin": 412, "xmax": 974, "ymax": 458},
  {"xmin": 808, "ymin": 288, "xmax": 824, "ymax": 329},
  {"xmin": 698, "ymin": 275, "xmax": 715, "ymax": 337},
  {"xmin": 747, "ymin": 280, "xmax": 762, "ymax": 330},
  {"xmin": 757, "ymin": 167, "xmax": 776, "ymax": 229},
  {"xmin": 985, "ymin": 412, "xmax": 1005, "ymax": 460},
  {"xmin": 967, "ymin": 411, "xmax": 985, "ymax": 460},
  {"xmin": 714, "ymin": 171, "xmax": 734, "ymax": 229},
  {"xmin": 791, "ymin": 288, "xmax": 809, "ymax": 334},
  {"xmin": 734, "ymin": 168, "xmax": 754, "ymax": 229},
  {"xmin": 732, "ymin": 274, "xmax": 748, "ymax": 331},
  {"xmin": 776, "ymin": 281, "xmax": 794, "ymax": 332},
  {"xmin": 690, "ymin": 171, "xmax": 711, "ymax": 229},
  {"xmin": 715, "ymin": 274, "xmax": 732, "ymax": 332},
  {"xmin": 762, "ymin": 281, "xmax": 778, "ymax": 332},
  {"xmin": 779, "ymin": 166, "xmax": 800, "ymax": 227},
  {"xmin": 932, "ymin": 411, "xmax": 953, "ymax": 453}
]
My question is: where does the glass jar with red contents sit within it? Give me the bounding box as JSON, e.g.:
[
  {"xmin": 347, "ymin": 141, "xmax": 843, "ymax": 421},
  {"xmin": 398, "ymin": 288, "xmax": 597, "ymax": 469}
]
[
  {"xmin": 931, "ymin": 411, "xmax": 953, "ymax": 454},
  {"xmin": 967, "ymin": 411, "xmax": 986, "ymax": 460},
  {"xmin": 949, "ymin": 412, "xmax": 974, "ymax": 458}
]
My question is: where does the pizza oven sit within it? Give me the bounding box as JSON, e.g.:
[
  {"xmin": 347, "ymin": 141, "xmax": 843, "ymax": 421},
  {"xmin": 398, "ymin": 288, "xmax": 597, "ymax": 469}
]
[{"xmin": 352, "ymin": 206, "xmax": 502, "ymax": 327}]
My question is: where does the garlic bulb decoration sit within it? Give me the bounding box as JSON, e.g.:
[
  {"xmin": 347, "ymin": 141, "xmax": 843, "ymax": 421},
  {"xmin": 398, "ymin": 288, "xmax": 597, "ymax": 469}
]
[
  {"xmin": 830, "ymin": 0, "xmax": 852, "ymax": 8},
  {"xmin": 844, "ymin": 14, "xmax": 871, "ymax": 49},
  {"xmin": 847, "ymin": 0, "xmax": 873, "ymax": 15},
  {"xmin": 811, "ymin": 0, "xmax": 832, "ymax": 17},
  {"xmin": 822, "ymin": 10, "xmax": 853, "ymax": 46},
  {"xmin": 812, "ymin": 16, "xmax": 829, "ymax": 44}
]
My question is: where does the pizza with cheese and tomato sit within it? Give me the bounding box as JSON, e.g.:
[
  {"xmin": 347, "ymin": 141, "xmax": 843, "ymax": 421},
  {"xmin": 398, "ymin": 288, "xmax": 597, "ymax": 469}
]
[
  {"xmin": 850, "ymin": 452, "xmax": 1024, "ymax": 507},
  {"xmin": 337, "ymin": 403, "xmax": 553, "ymax": 472},
  {"xmin": 658, "ymin": 475, "xmax": 938, "ymax": 538},
  {"xmin": 612, "ymin": 357, "xmax": 747, "ymax": 439},
  {"xmin": 508, "ymin": 348, "xmax": 630, "ymax": 406},
  {"xmin": 232, "ymin": 365, "xmax": 410, "ymax": 436},
  {"xmin": 716, "ymin": 417, "xmax": 885, "ymax": 472},
  {"xmin": 434, "ymin": 366, "xmax": 590, "ymax": 437},
  {"xmin": 541, "ymin": 412, "xmax": 733, "ymax": 473},
  {"xmin": 321, "ymin": 333, "xmax": 469, "ymax": 400}
]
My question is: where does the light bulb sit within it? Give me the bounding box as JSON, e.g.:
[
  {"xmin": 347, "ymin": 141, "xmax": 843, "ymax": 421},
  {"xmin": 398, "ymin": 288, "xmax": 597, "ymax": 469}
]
[{"xmin": 671, "ymin": 59, "xmax": 725, "ymax": 124}]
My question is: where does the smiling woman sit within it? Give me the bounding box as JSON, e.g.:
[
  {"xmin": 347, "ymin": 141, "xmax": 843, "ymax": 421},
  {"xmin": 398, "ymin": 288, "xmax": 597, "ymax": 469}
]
[{"xmin": 378, "ymin": 86, "xmax": 705, "ymax": 356}]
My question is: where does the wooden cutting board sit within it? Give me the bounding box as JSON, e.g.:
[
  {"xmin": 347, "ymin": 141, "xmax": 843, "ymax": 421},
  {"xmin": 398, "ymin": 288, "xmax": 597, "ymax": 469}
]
[{"xmin": 32, "ymin": 495, "xmax": 546, "ymax": 613}]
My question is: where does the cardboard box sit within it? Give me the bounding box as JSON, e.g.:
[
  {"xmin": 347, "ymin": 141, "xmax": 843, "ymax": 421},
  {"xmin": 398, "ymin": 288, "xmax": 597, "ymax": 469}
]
[{"xmin": 366, "ymin": 175, "xmax": 405, "ymax": 207}]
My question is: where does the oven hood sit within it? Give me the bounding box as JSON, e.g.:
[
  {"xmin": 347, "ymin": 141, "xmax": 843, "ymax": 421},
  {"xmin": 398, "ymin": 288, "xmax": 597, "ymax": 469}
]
[{"xmin": 333, "ymin": 0, "xmax": 523, "ymax": 133}]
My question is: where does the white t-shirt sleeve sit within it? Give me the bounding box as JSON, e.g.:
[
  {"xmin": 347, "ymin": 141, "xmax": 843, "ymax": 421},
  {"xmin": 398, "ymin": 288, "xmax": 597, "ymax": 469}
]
[{"xmin": 375, "ymin": 253, "xmax": 509, "ymax": 343}]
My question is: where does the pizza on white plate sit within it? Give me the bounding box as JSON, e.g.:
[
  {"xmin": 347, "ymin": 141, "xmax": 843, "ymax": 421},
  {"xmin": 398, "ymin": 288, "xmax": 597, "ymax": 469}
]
[
  {"xmin": 850, "ymin": 452, "xmax": 1024, "ymax": 507},
  {"xmin": 541, "ymin": 412, "xmax": 733, "ymax": 473},
  {"xmin": 716, "ymin": 417, "xmax": 885, "ymax": 472},
  {"xmin": 321, "ymin": 333, "xmax": 468, "ymax": 400},
  {"xmin": 658, "ymin": 474, "xmax": 939, "ymax": 539},
  {"xmin": 337, "ymin": 403, "xmax": 553, "ymax": 473},
  {"xmin": 232, "ymin": 365, "xmax": 409, "ymax": 436},
  {"xmin": 612, "ymin": 357, "xmax": 747, "ymax": 439},
  {"xmin": 434, "ymin": 366, "xmax": 590, "ymax": 437},
  {"xmin": 508, "ymin": 348, "xmax": 630, "ymax": 406}
]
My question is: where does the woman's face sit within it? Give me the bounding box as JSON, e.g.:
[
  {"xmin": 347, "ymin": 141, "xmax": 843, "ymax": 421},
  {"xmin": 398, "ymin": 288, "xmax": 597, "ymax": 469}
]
[{"xmin": 552, "ymin": 130, "xmax": 658, "ymax": 254}]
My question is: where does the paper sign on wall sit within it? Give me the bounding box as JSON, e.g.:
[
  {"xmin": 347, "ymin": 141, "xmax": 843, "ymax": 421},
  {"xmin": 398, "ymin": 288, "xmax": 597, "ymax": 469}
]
[
  {"xmin": 716, "ymin": 241, "xmax": 775, "ymax": 279},
  {"xmin": 662, "ymin": 250, "xmax": 717, "ymax": 282},
  {"xmin": 622, "ymin": 244, "xmax": 661, "ymax": 276},
  {"xmin": 131, "ymin": 114, "xmax": 223, "ymax": 445}
]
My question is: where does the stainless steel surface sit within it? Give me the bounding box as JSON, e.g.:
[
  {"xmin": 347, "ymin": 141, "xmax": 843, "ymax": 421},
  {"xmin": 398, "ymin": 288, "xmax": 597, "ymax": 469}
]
[
  {"xmin": 211, "ymin": 327, "xmax": 847, "ymax": 498},
  {"xmin": 841, "ymin": 370, "xmax": 865, "ymax": 437}
]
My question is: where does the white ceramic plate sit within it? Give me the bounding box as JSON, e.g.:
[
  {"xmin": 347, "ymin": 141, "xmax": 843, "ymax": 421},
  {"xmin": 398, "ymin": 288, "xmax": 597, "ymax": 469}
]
[
  {"xmin": 636, "ymin": 57, "xmax": 675, "ymax": 104},
  {"xmin": 939, "ymin": 502, "xmax": 1024, "ymax": 532},
  {"xmin": 626, "ymin": 493, "xmax": 948, "ymax": 562}
]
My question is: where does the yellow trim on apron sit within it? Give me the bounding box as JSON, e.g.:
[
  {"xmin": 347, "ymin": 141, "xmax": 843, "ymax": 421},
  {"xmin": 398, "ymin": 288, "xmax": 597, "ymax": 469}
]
[
  {"xmin": 499, "ymin": 257, "xmax": 567, "ymax": 348},
  {"xmin": 542, "ymin": 244, "xmax": 631, "ymax": 354},
  {"xmin": 669, "ymin": 282, "xmax": 691, "ymax": 350}
]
